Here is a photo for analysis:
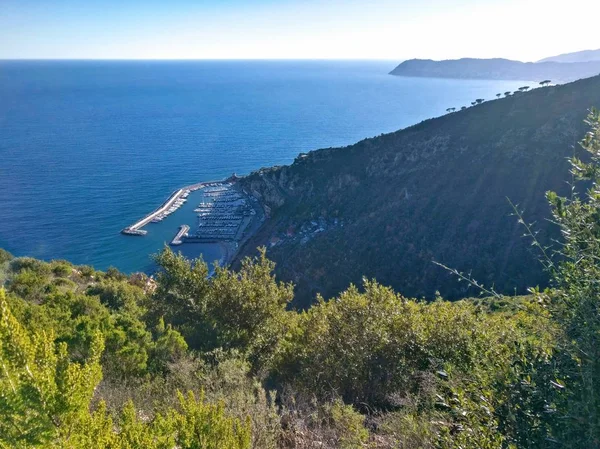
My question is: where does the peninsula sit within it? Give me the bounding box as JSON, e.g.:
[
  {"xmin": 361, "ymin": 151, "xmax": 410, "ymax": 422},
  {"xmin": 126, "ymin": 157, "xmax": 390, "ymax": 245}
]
[{"xmin": 389, "ymin": 57, "xmax": 600, "ymax": 83}]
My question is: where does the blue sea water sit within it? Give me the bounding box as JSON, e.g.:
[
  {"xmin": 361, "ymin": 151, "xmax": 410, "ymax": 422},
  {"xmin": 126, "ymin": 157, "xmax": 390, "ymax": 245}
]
[{"xmin": 0, "ymin": 60, "xmax": 529, "ymax": 273}]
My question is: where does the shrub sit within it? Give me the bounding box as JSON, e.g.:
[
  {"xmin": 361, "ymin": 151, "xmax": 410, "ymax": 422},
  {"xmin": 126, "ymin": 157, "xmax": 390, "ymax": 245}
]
[
  {"xmin": 9, "ymin": 257, "xmax": 51, "ymax": 276},
  {"xmin": 0, "ymin": 248, "xmax": 13, "ymax": 264},
  {"xmin": 50, "ymin": 260, "xmax": 73, "ymax": 278}
]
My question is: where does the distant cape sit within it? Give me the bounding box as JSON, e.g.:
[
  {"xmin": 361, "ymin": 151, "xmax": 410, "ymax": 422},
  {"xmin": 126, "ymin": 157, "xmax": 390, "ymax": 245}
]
[
  {"xmin": 538, "ymin": 48, "xmax": 600, "ymax": 63},
  {"xmin": 389, "ymin": 57, "xmax": 600, "ymax": 83}
]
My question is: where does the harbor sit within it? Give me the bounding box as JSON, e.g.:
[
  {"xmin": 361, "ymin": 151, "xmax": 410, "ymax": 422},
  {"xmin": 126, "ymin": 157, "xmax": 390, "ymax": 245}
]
[{"xmin": 121, "ymin": 177, "xmax": 264, "ymax": 266}]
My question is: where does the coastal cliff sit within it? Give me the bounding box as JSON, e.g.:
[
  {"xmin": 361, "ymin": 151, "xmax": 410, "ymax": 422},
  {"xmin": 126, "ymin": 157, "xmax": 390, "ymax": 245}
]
[{"xmin": 237, "ymin": 75, "xmax": 600, "ymax": 306}]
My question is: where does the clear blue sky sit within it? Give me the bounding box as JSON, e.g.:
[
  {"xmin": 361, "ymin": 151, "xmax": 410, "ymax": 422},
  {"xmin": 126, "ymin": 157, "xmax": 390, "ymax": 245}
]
[{"xmin": 1, "ymin": 0, "xmax": 598, "ymax": 60}]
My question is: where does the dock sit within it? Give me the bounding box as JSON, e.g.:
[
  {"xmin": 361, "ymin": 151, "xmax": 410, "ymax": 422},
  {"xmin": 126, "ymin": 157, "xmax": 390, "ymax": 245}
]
[
  {"xmin": 170, "ymin": 225, "xmax": 190, "ymax": 246},
  {"xmin": 121, "ymin": 182, "xmax": 205, "ymax": 236},
  {"xmin": 121, "ymin": 228, "xmax": 148, "ymax": 236}
]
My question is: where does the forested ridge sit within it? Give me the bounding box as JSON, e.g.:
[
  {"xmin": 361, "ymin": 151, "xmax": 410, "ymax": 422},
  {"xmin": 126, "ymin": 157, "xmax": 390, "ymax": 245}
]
[
  {"xmin": 2, "ymin": 110, "xmax": 600, "ymax": 447},
  {"xmin": 238, "ymin": 75, "xmax": 600, "ymax": 307}
]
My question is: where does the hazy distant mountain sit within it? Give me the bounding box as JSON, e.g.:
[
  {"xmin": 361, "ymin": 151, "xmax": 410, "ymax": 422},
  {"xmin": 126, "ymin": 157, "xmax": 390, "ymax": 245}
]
[
  {"xmin": 237, "ymin": 75, "xmax": 600, "ymax": 306},
  {"xmin": 538, "ymin": 49, "xmax": 600, "ymax": 63},
  {"xmin": 389, "ymin": 57, "xmax": 600, "ymax": 83}
]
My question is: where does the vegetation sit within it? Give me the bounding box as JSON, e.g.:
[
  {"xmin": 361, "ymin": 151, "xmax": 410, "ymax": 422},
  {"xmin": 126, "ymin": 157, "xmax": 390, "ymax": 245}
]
[
  {"xmin": 238, "ymin": 74, "xmax": 600, "ymax": 306},
  {"xmin": 3, "ymin": 104, "xmax": 600, "ymax": 447}
]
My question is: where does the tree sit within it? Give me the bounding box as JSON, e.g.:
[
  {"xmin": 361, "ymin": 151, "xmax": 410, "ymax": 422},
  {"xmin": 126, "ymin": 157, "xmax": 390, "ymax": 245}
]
[
  {"xmin": 150, "ymin": 247, "xmax": 210, "ymax": 341},
  {"xmin": 504, "ymin": 91, "xmax": 512, "ymax": 97},
  {"xmin": 207, "ymin": 247, "xmax": 294, "ymax": 370},
  {"xmin": 518, "ymin": 86, "xmax": 530, "ymax": 92},
  {"xmin": 496, "ymin": 93, "xmax": 502, "ymax": 98},
  {"xmin": 461, "ymin": 106, "xmax": 467, "ymax": 110},
  {"xmin": 152, "ymin": 247, "xmax": 294, "ymax": 371},
  {"xmin": 475, "ymin": 98, "xmax": 485, "ymax": 104},
  {"xmin": 540, "ymin": 80, "xmax": 551, "ymax": 87},
  {"xmin": 446, "ymin": 107, "xmax": 456, "ymax": 113},
  {"xmin": 542, "ymin": 109, "xmax": 600, "ymax": 445}
]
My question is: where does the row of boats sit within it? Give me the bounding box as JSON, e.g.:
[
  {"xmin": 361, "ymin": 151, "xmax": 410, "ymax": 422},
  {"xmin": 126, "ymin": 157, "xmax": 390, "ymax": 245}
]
[
  {"xmin": 194, "ymin": 187, "xmax": 247, "ymax": 240},
  {"xmin": 150, "ymin": 190, "xmax": 190, "ymax": 223}
]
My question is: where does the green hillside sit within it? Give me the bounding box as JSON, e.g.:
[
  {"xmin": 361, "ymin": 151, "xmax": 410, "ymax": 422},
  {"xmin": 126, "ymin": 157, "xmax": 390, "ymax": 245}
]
[{"xmin": 238, "ymin": 75, "xmax": 600, "ymax": 306}]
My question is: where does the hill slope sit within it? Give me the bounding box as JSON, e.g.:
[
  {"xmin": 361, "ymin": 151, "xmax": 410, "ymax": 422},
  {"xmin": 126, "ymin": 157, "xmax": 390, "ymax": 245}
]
[
  {"xmin": 236, "ymin": 75, "xmax": 600, "ymax": 306},
  {"xmin": 389, "ymin": 57, "xmax": 600, "ymax": 83},
  {"xmin": 538, "ymin": 48, "xmax": 600, "ymax": 63}
]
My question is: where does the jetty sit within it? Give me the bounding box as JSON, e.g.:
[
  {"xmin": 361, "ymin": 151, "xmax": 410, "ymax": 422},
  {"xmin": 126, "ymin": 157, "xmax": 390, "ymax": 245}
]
[
  {"xmin": 170, "ymin": 225, "xmax": 190, "ymax": 246},
  {"xmin": 121, "ymin": 182, "xmax": 205, "ymax": 236}
]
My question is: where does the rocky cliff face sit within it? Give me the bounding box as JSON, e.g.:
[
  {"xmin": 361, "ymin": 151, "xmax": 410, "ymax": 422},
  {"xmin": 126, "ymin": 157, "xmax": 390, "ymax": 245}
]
[{"xmin": 237, "ymin": 75, "xmax": 600, "ymax": 307}]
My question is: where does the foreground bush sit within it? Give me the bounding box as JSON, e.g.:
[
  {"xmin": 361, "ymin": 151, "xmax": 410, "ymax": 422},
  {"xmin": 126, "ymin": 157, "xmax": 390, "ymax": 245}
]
[{"xmin": 0, "ymin": 288, "xmax": 251, "ymax": 449}]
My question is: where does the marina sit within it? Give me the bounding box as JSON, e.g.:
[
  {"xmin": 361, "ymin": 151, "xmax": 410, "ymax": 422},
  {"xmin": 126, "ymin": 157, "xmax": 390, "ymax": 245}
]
[
  {"xmin": 121, "ymin": 177, "xmax": 264, "ymax": 265},
  {"xmin": 192, "ymin": 182, "xmax": 252, "ymax": 242}
]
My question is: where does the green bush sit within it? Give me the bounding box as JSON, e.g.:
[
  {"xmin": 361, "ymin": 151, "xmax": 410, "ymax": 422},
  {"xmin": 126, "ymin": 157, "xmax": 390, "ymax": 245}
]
[
  {"xmin": 152, "ymin": 247, "xmax": 295, "ymax": 372},
  {"xmin": 50, "ymin": 260, "xmax": 73, "ymax": 278},
  {"xmin": 0, "ymin": 288, "xmax": 252, "ymax": 449},
  {"xmin": 0, "ymin": 248, "xmax": 13, "ymax": 264},
  {"xmin": 10, "ymin": 257, "xmax": 51, "ymax": 276}
]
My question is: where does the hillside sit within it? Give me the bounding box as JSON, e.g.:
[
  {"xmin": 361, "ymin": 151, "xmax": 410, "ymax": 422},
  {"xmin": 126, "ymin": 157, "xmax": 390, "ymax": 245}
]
[
  {"xmin": 237, "ymin": 75, "xmax": 600, "ymax": 306},
  {"xmin": 2, "ymin": 107, "xmax": 600, "ymax": 446},
  {"xmin": 389, "ymin": 57, "xmax": 600, "ymax": 83},
  {"xmin": 538, "ymin": 48, "xmax": 600, "ymax": 63}
]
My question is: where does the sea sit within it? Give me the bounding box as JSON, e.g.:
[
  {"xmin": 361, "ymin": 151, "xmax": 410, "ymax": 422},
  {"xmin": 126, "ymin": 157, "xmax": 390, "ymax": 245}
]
[{"xmin": 0, "ymin": 60, "xmax": 530, "ymax": 273}]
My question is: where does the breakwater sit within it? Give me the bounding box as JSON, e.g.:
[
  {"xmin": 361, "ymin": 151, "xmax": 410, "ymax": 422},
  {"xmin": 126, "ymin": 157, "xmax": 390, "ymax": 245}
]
[
  {"xmin": 170, "ymin": 224, "xmax": 190, "ymax": 246},
  {"xmin": 121, "ymin": 182, "xmax": 205, "ymax": 236}
]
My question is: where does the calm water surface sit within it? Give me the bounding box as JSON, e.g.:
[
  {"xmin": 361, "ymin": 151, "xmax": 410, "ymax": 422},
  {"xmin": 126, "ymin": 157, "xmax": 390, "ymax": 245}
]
[{"xmin": 0, "ymin": 60, "xmax": 529, "ymax": 272}]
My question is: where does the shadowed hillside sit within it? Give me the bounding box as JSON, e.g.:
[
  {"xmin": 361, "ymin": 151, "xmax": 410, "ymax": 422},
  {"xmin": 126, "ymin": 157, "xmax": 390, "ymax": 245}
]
[{"xmin": 237, "ymin": 75, "xmax": 600, "ymax": 306}]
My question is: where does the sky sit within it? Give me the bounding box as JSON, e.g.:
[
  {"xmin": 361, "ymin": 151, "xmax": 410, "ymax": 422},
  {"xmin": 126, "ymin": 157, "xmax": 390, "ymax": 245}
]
[{"xmin": 1, "ymin": 0, "xmax": 599, "ymax": 61}]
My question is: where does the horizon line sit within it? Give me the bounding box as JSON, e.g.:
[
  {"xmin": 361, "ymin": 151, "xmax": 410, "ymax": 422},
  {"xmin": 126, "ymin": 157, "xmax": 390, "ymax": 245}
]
[{"xmin": 0, "ymin": 57, "xmax": 404, "ymax": 62}]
